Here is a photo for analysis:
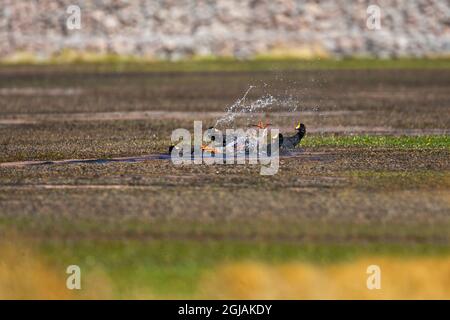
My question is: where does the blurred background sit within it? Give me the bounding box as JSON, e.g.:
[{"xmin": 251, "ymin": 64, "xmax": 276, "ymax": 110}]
[{"xmin": 1, "ymin": 0, "xmax": 449, "ymax": 61}]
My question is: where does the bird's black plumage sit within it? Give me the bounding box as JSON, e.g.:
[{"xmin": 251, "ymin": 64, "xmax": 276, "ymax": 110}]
[
  {"xmin": 169, "ymin": 123, "xmax": 306, "ymax": 155},
  {"xmin": 279, "ymin": 123, "xmax": 306, "ymax": 149}
]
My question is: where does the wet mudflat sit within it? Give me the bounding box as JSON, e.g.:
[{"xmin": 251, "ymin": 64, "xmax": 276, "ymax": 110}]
[
  {"xmin": 0, "ymin": 67, "xmax": 449, "ymax": 245},
  {"xmin": 0, "ymin": 66, "xmax": 449, "ymax": 299}
]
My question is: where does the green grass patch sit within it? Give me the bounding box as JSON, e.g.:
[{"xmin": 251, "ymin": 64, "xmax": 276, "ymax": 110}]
[
  {"xmin": 303, "ymin": 135, "xmax": 450, "ymax": 149},
  {"xmin": 2, "ymin": 56, "xmax": 450, "ymax": 72}
]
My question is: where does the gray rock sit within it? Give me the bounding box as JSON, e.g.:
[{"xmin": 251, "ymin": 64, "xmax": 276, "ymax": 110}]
[{"xmin": 0, "ymin": 0, "xmax": 449, "ymax": 59}]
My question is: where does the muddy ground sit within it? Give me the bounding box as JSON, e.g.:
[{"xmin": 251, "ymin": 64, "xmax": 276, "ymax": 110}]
[{"xmin": 0, "ymin": 68, "xmax": 449, "ymax": 245}]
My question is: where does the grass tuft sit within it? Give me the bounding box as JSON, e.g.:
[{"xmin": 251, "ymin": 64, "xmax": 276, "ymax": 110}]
[{"xmin": 303, "ymin": 135, "xmax": 450, "ymax": 149}]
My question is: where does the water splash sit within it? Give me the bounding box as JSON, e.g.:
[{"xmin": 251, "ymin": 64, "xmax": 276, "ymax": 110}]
[{"xmin": 214, "ymin": 86, "xmax": 298, "ymax": 128}]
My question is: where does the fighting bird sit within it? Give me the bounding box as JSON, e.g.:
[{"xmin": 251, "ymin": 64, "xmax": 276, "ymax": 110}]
[
  {"xmin": 168, "ymin": 122, "xmax": 306, "ymax": 155},
  {"xmin": 278, "ymin": 122, "xmax": 306, "ymax": 149}
]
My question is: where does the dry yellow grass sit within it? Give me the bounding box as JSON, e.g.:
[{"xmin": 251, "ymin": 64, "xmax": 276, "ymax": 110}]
[
  {"xmin": 201, "ymin": 257, "xmax": 450, "ymax": 299},
  {"xmin": 0, "ymin": 241, "xmax": 114, "ymax": 299},
  {"xmin": 256, "ymin": 43, "xmax": 330, "ymax": 60},
  {"xmin": 0, "ymin": 242, "xmax": 72, "ymax": 299}
]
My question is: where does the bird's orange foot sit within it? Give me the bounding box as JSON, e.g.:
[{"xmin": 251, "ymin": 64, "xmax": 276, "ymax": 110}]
[
  {"xmin": 201, "ymin": 144, "xmax": 220, "ymax": 153},
  {"xmin": 251, "ymin": 120, "xmax": 271, "ymax": 129}
]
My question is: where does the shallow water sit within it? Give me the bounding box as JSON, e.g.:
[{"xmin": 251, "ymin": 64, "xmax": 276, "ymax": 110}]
[{"xmin": 0, "ymin": 149, "xmax": 320, "ymax": 167}]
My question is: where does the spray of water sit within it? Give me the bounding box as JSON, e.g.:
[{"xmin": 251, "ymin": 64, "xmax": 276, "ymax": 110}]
[{"xmin": 214, "ymin": 86, "xmax": 298, "ymax": 128}]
